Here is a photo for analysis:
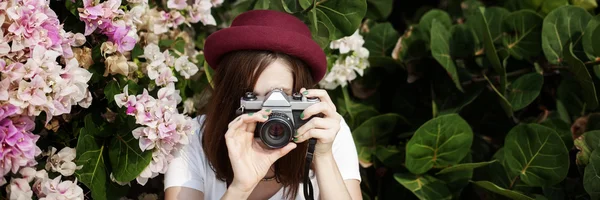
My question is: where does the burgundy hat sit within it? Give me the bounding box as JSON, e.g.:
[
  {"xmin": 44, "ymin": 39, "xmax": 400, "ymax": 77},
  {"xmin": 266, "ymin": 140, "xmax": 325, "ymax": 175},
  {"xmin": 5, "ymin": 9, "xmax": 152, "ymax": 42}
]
[{"xmin": 203, "ymin": 9, "xmax": 327, "ymax": 82}]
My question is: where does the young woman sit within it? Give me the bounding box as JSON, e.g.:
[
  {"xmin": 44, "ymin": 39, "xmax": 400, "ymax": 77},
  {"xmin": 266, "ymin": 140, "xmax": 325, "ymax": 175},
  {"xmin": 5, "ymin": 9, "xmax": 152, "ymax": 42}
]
[{"xmin": 163, "ymin": 9, "xmax": 362, "ymax": 200}]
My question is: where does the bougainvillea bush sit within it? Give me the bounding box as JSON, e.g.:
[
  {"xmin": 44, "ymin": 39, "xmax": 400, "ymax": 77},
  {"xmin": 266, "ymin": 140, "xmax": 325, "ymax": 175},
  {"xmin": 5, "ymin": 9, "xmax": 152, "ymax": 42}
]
[{"xmin": 3, "ymin": 0, "xmax": 600, "ymax": 199}]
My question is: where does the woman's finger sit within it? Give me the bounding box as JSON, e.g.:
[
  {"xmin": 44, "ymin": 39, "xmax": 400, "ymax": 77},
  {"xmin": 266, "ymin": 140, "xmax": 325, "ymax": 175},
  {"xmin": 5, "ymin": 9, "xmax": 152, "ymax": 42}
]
[
  {"xmin": 296, "ymin": 117, "xmax": 328, "ymax": 138},
  {"xmin": 227, "ymin": 109, "xmax": 271, "ymax": 134},
  {"xmin": 300, "ymin": 102, "xmax": 335, "ymax": 120},
  {"xmin": 300, "ymin": 88, "xmax": 336, "ymax": 112},
  {"xmin": 294, "ymin": 128, "xmax": 330, "ymax": 143},
  {"xmin": 246, "ymin": 109, "xmax": 272, "ymax": 133}
]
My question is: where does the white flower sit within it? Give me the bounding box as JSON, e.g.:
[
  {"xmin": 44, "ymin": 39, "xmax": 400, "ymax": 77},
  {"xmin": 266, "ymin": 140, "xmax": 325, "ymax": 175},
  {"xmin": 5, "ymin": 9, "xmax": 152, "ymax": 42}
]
[
  {"xmin": 7, "ymin": 178, "xmax": 33, "ymax": 200},
  {"xmin": 39, "ymin": 176, "xmax": 84, "ymax": 200},
  {"xmin": 110, "ymin": 173, "xmax": 131, "ymax": 186},
  {"xmin": 72, "ymin": 33, "xmax": 86, "ymax": 47},
  {"xmin": 105, "ymin": 53, "xmax": 134, "ymax": 77},
  {"xmin": 144, "ymin": 44, "xmax": 165, "ymax": 67},
  {"xmin": 174, "ymin": 56, "xmax": 199, "ymax": 79},
  {"xmin": 44, "ymin": 147, "xmax": 82, "ymax": 176},
  {"xmin": 18, "ymin": 167, "xmax": 37, "ymax": 183},
  {"xmin": 183, "ymin": 98, "xmax": 195, "ymax": 115},
  {"xmin": 188, "ymin": 0, "xmax": 216, "ymax": 25},
  {"xmin": 167, "ymin": 0, "xmax": 187, "ymax": 10},
  {"xmin": 330, "ymin": 30, "xmax": 365, "ymax": 54},
  {"xmin": 101, "ymin": 42, "xmax": 118, "ymax": 57}
]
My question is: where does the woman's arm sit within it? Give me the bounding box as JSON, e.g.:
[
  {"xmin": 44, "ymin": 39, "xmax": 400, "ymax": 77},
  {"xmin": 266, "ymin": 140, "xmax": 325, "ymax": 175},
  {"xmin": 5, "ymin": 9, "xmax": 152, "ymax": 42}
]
[
  {"xmin": 314, "ymin": 152, "xmax": 362, "ymax": 200},
  {"xmin": 164, "ymin": 187, "xmax": 204, "ymax": 200},
  {"xmin": 293, "ymin": 88, "xmax": 362, "ymax": 200}
]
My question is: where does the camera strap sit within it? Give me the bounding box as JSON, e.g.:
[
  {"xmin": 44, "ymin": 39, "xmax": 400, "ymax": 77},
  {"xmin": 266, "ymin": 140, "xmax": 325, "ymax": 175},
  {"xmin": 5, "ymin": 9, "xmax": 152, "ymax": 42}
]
[{"xmin": 303, "ymin": 138, "xmax": 317, "ymax": 200}]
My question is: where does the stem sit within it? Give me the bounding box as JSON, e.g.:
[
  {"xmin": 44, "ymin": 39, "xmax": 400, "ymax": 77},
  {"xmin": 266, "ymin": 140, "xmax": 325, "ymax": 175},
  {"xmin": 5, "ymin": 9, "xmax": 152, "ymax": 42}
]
[
  {"xmin": 315, "ymin": 0, "xmax": 328, "ymax": 7},
  {"xmin": 509, "ymin": 175, "xmax": 520, "ymax": 189},
  {"xmin": 462, "ymin": 68, "xmax": 532, "ymax": 85},
  {"xmin": 585, "ymin": 59, "xmax": 600, "ymax": 66},
  {"xmin": 341, "ymin": 85, "xmax": 355, "ymax": 127}
]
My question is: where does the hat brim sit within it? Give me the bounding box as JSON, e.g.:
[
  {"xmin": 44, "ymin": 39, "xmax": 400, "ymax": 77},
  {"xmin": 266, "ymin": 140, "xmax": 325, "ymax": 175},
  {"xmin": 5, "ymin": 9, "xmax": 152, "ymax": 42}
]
[{"xmin": 203, "ymin": 26, "xmax": 327, "ymax": 82}]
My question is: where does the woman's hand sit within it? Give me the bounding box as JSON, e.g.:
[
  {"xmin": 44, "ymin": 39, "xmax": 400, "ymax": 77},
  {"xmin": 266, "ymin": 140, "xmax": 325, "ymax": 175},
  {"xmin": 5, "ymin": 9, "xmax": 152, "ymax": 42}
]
[
  {"xmin": 293, "ymin": 88, "xmax": 342, "ymax": 158},
  {"xmin": 224, "ymin": 109, "xmax": 297, "ymax": 193}
]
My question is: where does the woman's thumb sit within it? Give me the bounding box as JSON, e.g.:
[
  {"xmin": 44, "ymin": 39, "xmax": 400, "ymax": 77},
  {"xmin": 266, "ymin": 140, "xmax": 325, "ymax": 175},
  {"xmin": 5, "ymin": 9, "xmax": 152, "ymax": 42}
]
[{"xmin": 270, "ymin": 143, "xmax": 297, "ymax": 160}]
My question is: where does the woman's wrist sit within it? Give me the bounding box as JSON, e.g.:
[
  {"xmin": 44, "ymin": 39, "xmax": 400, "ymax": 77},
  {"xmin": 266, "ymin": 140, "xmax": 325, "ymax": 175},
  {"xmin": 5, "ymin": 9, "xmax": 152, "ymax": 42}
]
[{"xmin": 313, "ymin": 151, "xmax": 334, "ymax": 166}]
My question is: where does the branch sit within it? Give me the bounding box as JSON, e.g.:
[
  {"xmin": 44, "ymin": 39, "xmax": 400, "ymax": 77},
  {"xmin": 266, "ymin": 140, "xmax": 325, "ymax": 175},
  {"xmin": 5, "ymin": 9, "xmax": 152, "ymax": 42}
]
[
  {"xmin": 462, "ymin": 68, "xmax": 532, "ymax": 85},
  {"xmin": 584, "ymin": 58, "xmax": 600, "ymax": 66}
]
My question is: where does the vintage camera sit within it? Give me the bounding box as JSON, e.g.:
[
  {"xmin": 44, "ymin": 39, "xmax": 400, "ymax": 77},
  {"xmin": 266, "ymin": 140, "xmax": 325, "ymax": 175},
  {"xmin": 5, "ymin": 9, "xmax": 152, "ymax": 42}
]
[{"xmin": 239, "ymin": 88, "xmax": 320, "ymax": 149}]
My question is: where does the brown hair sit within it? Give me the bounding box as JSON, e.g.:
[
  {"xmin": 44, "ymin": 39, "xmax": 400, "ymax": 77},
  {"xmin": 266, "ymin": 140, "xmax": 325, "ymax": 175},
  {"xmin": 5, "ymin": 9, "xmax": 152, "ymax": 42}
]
[{"xmin": 202, "ymin": 50, "xmax": 316, "ymax": 199}]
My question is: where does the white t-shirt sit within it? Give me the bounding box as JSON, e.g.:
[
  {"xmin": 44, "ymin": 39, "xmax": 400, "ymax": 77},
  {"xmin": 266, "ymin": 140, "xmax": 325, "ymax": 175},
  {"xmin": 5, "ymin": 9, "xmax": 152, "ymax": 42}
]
[{"xmin": 163, "ymin": 115, "xmax": 361, "ymax": 200}]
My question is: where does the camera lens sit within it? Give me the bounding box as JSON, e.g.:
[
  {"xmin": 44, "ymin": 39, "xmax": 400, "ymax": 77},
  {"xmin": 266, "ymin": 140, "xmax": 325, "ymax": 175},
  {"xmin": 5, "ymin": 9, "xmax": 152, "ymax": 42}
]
[{"xmin": 258, "ymin": 112, "xmax": 293, "ymax": 149}]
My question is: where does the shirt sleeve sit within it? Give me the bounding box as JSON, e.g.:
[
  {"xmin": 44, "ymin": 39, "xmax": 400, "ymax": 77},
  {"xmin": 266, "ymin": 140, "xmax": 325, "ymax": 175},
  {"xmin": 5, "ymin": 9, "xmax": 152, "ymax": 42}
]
[
  {"xmin": 164, "ymin": 116, "xmax": 206, "ymax": 192},
  {"xmin": 331, "ymin": 117, "xmax": 362, "ymax": 182}
]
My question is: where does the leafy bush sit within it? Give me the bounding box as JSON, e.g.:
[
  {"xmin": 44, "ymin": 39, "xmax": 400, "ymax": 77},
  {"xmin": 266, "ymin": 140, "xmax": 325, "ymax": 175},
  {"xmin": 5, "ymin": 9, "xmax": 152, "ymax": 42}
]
[{"xmin": 341, "ymin": 0, "xmax": 600, "ymax": 199}]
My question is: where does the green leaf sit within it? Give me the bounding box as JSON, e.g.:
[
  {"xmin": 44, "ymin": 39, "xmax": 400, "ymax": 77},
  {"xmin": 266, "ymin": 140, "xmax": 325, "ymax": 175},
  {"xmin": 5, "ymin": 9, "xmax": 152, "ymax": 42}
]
[
  {"xmin": 502, "ymin": 10, "xmax": 544, "ymax": 60},
  {"xmin": 507, "ymin": 73, "xmax": 544, "ymax": 111},
  {"xmin": 374, "ymin": 146, "xmax": 404, "ymax": 168},
  {"xmin": 584, "ymin": 130, "xmax": 600, "ymax": 152},
  {"xmin": 540, "ymin": 118, "xmax": 574, "ymax": 150},
  {"xmin": 394, "ymin": 173, "xmax": 452, "ymax": 200},
  {"xmin": 589, "ymin": 26, "xmax": 600, "ymax": 59},
  {"xmin": 308, "ymin": 9, "xmax": 331, "ymax": 49},
  {"xmin": 439, "ymin": 83, "xmax": 484, "ymax": 115},
  {"xmin": 203, "ymin": 61, "xmax": 214, "ymax": 88},
  {"xmin": 394, "ymin": 25, "xmax": 429, "ymax": 62},
  {"xmin": 583, "ymin": 15, "xmax": 600, "ymax": 61},
  {"xmin": 541, "ymin": 5, "xmax": 592, "ymax": 64},
  {"xmin": 504, "ymin": 123, "xmax": 570, "ymax": 187},
  {"xmin": 65, "ymin": 0, "xmax": 83, "ymax": 17},
  {"xmin": 253, "ymin": 0, "xmax": 270, "ymax": 9},
  {"xmin": 449, "ymin": 24, "xmax": 476, "ymax": 58},
  {"xmin": 572, "ymin": 0, "xmax": 598, "ymax": 11},
  {"xmin": 131, "ymin": 44, "xmax": 143, "ymax": 60},
  {"xmin": 576, "ymin": 136, "xmax": 592, "ymax": 165},
  {"xmin": 468, "ymin": 7, "xmax": 510, "ymax": 47},
  {"xmin": 419, "ymin": 9, "xmax": 452, "ymax": 39},
  {"xmin": 405, "ymin": 114, "xmax": 473, "ymax": 174},
  {"xmin": 104, "ymin": 80, "xmax": 120, "ymax": 104},
  {"xmin": 365, "ymin": 0, "xmax": 393, "ymax": 20},
  {"xmin": 75, "ymin": 120, "xmax": 108, "ymax": 200},
  {"xmin": 316, "ymin": 0, "xmax": 367, "ymax": 39},
  {"xmin": 478, "ymin": 7, "xmax": 507, "ymax": 93},
  {"xmin": 173, "ymin": 37, "xmax": 186, "ymax": 55},
  {"xmin": 436, "ymin": 160, "xmax": 497, "ymax": 175},
  {"xmin": 159, "ymin": 39, "xmax": 174, "ymax": 48},
  {"xmin": 587, "ymin": 113, "xmax": 600, "ymax": 131},
  {"xmin": 109, "ymin": 130, "xmax": 153, "ymax": 182},
  {"xmin": 430, "ymin": 20, "xmax": 464, "ymax": 92},
  {"xmin": 472, "ymin": 181, "xmax": 534, "ymax": 200},
  {"xmin": 540, "ymin": 0, "xmax": 569, "ymax": 14},
  {"xmin": 436, "ymin": 154, "xmax": 474, "ymax": 195},
  {"xmin": 352, "ymin": 114, "xmax": 402, "ymax": 164},
  {"xmin": 364, "ymin": 22, "xmax": 399, "ymax": 57},
  {"xmin": 584, "ymin": 149, "xmax": 600, "ymax": 199},
  {"xmin": 563, "ymin": 42, "xmax": 599, "ymax": 109}
]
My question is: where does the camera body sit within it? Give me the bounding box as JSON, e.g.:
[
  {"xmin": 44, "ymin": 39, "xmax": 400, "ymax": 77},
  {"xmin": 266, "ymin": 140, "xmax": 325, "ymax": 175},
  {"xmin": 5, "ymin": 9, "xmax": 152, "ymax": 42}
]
[{"xmin": 240, "ymin": 88, "xmax": 320, "ymax": 149}]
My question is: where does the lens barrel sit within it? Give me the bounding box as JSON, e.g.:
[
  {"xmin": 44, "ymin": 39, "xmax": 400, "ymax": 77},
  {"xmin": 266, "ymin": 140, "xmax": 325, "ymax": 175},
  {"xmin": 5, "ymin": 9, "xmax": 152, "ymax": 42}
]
[{"xmin": 258, "ymin": 112, "xmax": 293, "ymax": 149}]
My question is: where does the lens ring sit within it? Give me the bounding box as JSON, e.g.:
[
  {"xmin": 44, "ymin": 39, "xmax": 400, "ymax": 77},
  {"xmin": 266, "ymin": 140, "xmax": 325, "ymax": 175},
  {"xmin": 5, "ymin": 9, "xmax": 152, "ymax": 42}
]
[{"xmin": 259, "ymin": 112, "xmax": 293, "ymax": 148}]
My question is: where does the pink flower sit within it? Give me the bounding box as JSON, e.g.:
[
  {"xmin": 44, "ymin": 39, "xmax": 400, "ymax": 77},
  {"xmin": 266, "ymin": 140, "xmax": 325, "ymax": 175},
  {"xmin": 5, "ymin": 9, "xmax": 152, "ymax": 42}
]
[
  {"xmin": 111, "ymin": 25, "xmax": 136, "ymax": 53},
  {"xmin": 16, "ymin": 76, "xmax": 49, "ymax": 106},
  {"xmin": 167, "ymin": 0, "xmax": 187, "ymax": 10},
  {"xmin": 0, "ymin": 104, "xmax": 41, "ymax": 179},
  {"xmin": 7, "ymin": 178, "xmax": 33, "ymax": 200}
]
